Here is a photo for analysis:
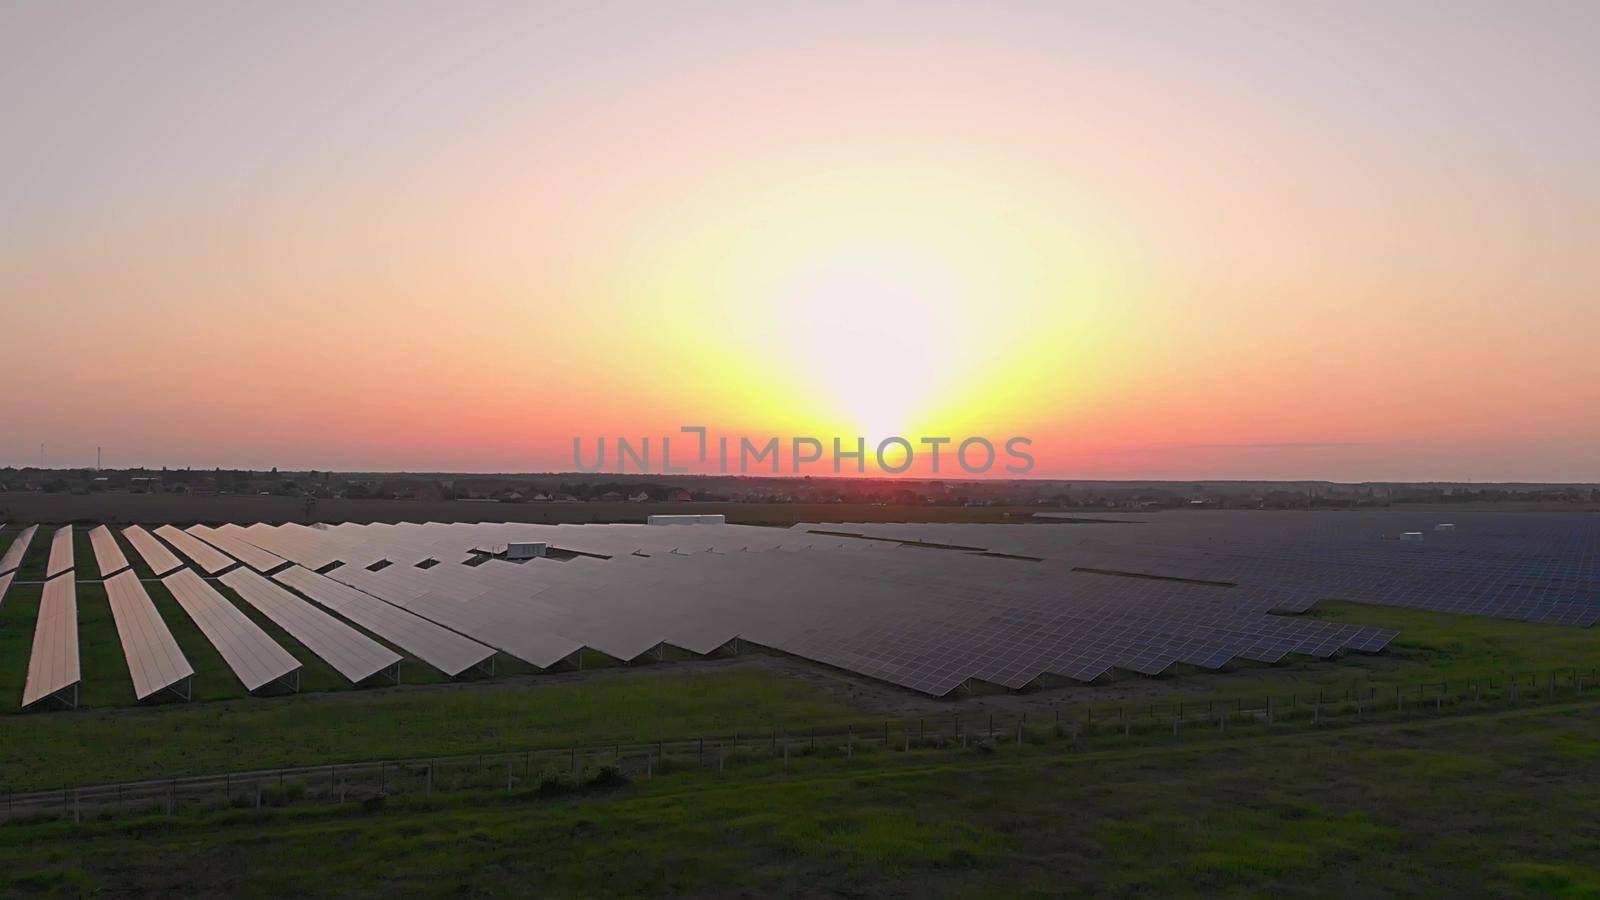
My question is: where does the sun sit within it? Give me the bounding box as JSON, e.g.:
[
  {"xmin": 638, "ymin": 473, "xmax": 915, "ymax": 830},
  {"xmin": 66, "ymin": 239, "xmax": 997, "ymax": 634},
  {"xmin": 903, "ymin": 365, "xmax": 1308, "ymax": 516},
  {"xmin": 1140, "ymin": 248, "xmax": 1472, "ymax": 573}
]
[{"xmin": 773, "ymin": 246, "xmax": 963, "ymax": 439}]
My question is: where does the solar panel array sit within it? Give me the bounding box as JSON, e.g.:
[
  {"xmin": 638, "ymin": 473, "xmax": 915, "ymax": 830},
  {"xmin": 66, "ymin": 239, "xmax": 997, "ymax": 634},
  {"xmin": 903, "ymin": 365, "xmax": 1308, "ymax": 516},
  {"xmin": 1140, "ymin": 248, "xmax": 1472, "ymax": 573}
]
[
  {"xmin": 163, "ymin": 568, "xmax": 302, "ymax": 693},
  {"xmin": 6, "ymin": 511, "xmax": 1591, "ymax": 706},
  {"xmin": 219, "ymin": 568, "xmax": 402, "ymax": 684},
  {"xmin": 214, "ymin": 519, "xmax": 1396, "ymax": 695},
  {"xmin": 798, "ymin": 511, "xmax": 1600, "ymax": 627}
]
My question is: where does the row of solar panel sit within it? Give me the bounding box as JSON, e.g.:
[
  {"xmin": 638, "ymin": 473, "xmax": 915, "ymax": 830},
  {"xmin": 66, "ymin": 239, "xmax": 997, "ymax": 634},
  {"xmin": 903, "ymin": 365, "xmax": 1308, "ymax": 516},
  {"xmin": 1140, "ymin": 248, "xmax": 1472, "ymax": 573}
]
[
  {"xmin": 0, "ymin": 518, "xmax": 1404, "ymax": 708},
  {"xmin": 797, "ymin": 513, "xmax": 1600, "ymax": 627},
  {"xmin": 0, "ymin": 524, "xmax": 497, "ymax": 709}
]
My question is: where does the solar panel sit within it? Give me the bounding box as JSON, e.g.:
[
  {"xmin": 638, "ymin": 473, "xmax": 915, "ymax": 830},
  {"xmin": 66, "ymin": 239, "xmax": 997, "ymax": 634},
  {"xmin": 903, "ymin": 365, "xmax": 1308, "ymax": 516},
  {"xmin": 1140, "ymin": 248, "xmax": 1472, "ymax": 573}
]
[
  {"xmin": 273, "ymin": 565, "xmax": 494, "ymax": 677},
  {"xmin": 104, "ymin": 570, "xmax": 194, "ymax": 701},
  {"xmin": 89, "ymin": 525, "xmax": 131, "ymax": 578},
  {"xmin": 0, "ymin": 524, "xmax": 37, "ymax": 574},
  {"xmin": 220, "ymin": 568, "xmax": 402, "ymax": 684},
  {"xmin": 46, "ymin": 525, "xmax": 75, "ymax": 578},
  {"xmin": 162, "ymin": 568, "xmax": 301, "ymax": 693},
  {"xmin": 122, "ymin": 525, "xmax": 184, "ymax": 576},
  {"xmin": 15, "ymin": 514, "xmax": 1585, "ymax": 703},
  {"xmin": 154, "ymin": 525, "xmax": 237, "ymax": 574},
  {"xmin": 22, "ymin": 573, "xmax": 80, "ymax": 709},
  {"xmin": 189, "ymin": 525, "xmax": 288, "ymax": 573}
]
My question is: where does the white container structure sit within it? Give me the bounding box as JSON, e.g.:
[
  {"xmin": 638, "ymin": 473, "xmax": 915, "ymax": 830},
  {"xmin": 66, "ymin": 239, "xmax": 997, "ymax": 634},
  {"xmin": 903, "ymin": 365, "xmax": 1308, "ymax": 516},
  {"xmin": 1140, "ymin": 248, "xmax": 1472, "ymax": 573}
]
[
  {"xmin": 1435, "ymin": 523, "xmax": 1456, "ymax": 532},
  {"xmin": 647, "ymin": 514, "xmax": 726, "ymax": 526},
  {"xmin": 1400, "ymin": 532, "xmax": 1424, "ymax": 542},
  {"xmin": 505, "ymin": 541, "xmax": 548, "ymax": 560}
]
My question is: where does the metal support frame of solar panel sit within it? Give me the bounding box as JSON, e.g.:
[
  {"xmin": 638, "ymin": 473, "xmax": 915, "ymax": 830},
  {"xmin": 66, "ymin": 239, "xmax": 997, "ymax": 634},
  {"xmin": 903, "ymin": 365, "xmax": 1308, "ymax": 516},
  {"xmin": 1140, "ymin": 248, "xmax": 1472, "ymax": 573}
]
[
  {"xmin": 0, "ymin": 524, "xmax": 38, "ymax": 574},
  {"xmin": 273, "ymin": 565, "xmax": 495, "ymax": 677},
  {"xmin": 163, "ymin": 568, "xmax": 302, "ymax": 693},
  {"xmin": 121, "ymin": 525, "xmax": 184, "ymax": 576},
  {"xmin": 188, "ymin": 524, "xmax": 289, "ymax": 573},
  {"xmin": 153, "ymin": 524, "xmax": 237, "ymax": 574},
  {"xmin": 104, "ymin": 570, "xmax": 195, "ymax": 701},
  {"xmin": 46, "ymin": 524, "xmax": 75, "ymax": 578},
  {"xmin": 22, "ymin": 573, "xmax": 80, "ymax": 709},
  {"xmin": 220, "ymin": 568, "xmax": 402, "ymax": 684},
  {"xmin": 88, "ymin": 525, "xmax": 131, "ymax": 577}
]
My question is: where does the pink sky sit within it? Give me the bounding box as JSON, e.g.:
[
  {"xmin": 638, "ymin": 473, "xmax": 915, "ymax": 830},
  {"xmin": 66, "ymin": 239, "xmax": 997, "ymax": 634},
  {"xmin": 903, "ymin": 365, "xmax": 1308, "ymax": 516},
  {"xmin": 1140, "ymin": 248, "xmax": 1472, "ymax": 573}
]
[{"xmin": 1, "ymin": 2, "xmax": 1596, "ymax": 480}]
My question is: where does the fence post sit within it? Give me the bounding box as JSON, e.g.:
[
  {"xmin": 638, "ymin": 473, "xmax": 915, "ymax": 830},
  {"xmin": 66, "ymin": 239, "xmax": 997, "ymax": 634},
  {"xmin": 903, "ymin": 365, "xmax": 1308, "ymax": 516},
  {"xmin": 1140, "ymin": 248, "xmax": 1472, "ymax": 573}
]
[{"xmin": 427, "ymin": 760, "xmax": 434, "ymax": 798}]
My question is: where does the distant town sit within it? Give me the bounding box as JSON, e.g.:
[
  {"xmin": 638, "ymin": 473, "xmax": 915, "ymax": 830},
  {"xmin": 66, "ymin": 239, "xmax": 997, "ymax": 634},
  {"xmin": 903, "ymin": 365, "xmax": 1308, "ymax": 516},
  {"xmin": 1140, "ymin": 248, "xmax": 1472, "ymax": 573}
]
[{"xmin": 2, "ymin": 467, "xmax": 1596, "ymax": 511}]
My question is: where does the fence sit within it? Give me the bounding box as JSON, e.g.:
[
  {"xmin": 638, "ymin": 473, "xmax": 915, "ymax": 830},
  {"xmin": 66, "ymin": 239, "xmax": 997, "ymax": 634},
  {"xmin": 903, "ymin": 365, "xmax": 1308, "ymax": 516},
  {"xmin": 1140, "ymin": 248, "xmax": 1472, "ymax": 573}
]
[{"xmin": 4, "ymin": 667, "xmax": 1595, "ymax": 826}]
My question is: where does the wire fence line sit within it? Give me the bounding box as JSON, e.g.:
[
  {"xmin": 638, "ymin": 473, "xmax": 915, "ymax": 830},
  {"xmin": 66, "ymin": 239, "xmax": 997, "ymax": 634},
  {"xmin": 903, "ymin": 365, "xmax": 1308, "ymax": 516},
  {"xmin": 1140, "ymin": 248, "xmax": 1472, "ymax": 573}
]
[{"xmin": 4, "ymin": 667, "xmax": 1595, "ymax": 826}]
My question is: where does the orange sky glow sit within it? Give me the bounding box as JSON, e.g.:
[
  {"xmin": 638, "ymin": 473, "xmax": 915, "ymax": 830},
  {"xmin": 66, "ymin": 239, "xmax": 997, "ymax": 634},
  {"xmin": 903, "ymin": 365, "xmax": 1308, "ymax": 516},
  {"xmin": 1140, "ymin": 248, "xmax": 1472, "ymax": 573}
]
[{"xmin": 1, "ymin": 3, "xmax": 1596, "ymax": 480}]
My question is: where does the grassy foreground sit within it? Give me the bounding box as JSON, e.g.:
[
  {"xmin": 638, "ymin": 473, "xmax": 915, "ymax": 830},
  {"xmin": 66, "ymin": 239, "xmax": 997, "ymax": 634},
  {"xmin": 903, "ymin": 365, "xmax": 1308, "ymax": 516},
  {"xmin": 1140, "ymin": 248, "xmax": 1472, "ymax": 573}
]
[{"xmin": 4, "ymin": 702, "xmax": 1600, "ymax": 897}]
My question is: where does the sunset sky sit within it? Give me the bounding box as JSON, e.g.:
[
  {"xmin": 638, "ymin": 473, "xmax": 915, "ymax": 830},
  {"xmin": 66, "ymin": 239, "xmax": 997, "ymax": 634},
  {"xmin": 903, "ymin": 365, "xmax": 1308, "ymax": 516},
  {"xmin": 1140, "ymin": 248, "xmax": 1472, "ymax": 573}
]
[{"xmin": 2, "ymin": 2, "xmax": 1596, "ymax": 480}]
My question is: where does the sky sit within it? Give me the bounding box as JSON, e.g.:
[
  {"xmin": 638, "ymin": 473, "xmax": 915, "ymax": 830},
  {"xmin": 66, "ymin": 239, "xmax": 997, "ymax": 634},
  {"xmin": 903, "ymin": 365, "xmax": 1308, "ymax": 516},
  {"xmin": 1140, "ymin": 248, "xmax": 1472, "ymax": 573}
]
[{"xmin": 1, "ymin": 1, "xmax": 1596, "ymax": 481}]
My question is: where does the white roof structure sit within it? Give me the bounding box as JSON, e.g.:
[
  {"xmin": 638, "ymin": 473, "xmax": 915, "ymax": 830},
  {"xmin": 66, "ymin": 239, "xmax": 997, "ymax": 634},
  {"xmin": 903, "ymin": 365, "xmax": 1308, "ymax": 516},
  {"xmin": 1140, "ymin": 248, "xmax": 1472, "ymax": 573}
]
[
  {"xmin": 0, "ymin": 524, "xmax": 37, "ymax": 574},
  {"xmin": 22, "ymin": 573, "xmax": 80, "ymax": 709},
  {"xmin": 122, "ymin": 525, "xmax": 184, "ymax": 576},
  {"xmin": 189, "ymin": 524, "xmax": 288, "ymax": 573},
  {"xmin": 163, "ymin": 568, "xmax": 301, "ymax": 693},
  {"xmin": 104, "ymin": 570, "xmax": 194, "ymax": 701},
  {"xmin": 46, "ymin": 525, "xmax": 75, "ymax": 578},
  {"xmin": 220, "ymin": 568, "xmax": 402, "ymax": 684},
  {"xmin": 274, "ymin": 565, "xmax": 494, "ymax": 677},
  {"xmin": 154, "ymin": 525, "xmax": 237, "ymax": 574},
  {"xmin": 89, "ymin": 525, "xmax": 131, "ymax": 577}
]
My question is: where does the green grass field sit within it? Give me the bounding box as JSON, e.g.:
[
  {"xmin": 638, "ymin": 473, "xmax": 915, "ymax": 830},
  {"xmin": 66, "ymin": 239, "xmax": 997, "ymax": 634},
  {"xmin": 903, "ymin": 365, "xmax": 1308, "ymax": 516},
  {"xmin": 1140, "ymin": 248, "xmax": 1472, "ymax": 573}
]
[{"xmin": 4, "ymin": 700, "xmax": 1599, "ymax": 896}]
